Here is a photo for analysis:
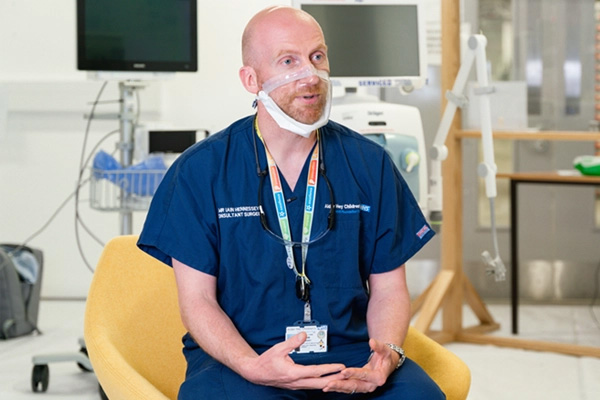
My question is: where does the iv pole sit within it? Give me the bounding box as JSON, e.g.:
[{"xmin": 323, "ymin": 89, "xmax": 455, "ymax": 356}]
[
  {"xmin": 30, "ymin": 81, "xmax": 145, "ymax": 390},
  {"xmin": 86, "ymin": 80, "xmax": 145, "ymax": 235},
  {"xmin": 116, "ymin": 81, "xmax": 140, "ymax": 235}
]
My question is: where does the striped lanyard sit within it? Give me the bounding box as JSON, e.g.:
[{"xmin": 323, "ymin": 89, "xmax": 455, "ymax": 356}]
[{"xmin": 256, "ymin": 122, "xmax": 319, "ymax": 297}]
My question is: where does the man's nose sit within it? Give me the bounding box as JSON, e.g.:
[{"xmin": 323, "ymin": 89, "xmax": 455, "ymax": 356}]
[{"xmin": 297, "ymin": 71, "xmax": 320, "ymax": 88}]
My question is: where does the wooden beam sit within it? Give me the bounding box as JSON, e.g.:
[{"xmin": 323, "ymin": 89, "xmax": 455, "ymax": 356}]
[
  {"xmin": 410, "ymin": 280, "xmax": 433, "ymax": 316},
  {"xmin": 459, "ymin": 130, "xmax": 600, "ymax": 141},
  {"xmin": 463, "ymin": 276, "xmax": 496, "ymax": 325},
  {"xmin": 426, "ymin": 331, "xmax": 456, "ymax": 345},
  {"xmin": 497, "ymin": 172, "xmax": 600, "ymax": 184},
  {"xmin": 456, "ymin": 333, "xmax": 600, "ymax": 358},
  {"xmin": 439, "ymin": 0, "xmax": 465, "ymax": 337},
  {"xmin": 413, "ymin": 270, "xmax": 455, "ymax": 333}
]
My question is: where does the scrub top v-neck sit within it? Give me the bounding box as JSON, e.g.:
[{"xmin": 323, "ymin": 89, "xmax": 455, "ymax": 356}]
[{"xmin": 138, "ymin": 115, "xmax": 435, "ymax": 357}]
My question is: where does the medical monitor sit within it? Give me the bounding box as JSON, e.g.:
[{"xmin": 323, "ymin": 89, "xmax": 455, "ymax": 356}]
[
  {"xmin": 77, "ymin": 0, "xmax": 197, "ymax": 74},
  {"xmin": 134, "ymin": 124, "xmax": 208, "ymax": 165},
  {"xmin": 294, "ymin": 0, "xmax": 427, "ymax": 90}
]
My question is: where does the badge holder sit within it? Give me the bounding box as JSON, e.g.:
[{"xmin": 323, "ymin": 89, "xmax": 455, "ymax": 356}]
[{"xmin": 285, "ymin": 302, "xmax": 328, "ymax": 354}]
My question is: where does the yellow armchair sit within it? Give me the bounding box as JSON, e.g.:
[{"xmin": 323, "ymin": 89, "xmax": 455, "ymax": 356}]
[{"xmin": 85, "ymin": 235, "xmax": 470, "ymax": 400}]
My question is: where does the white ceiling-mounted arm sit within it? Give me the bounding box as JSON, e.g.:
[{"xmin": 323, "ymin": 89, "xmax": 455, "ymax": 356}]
[
  {"xmin": 472, "ymin": 35, "xmax": 498, "ymax": 200},
  {"xmin": 428, "ymin": 34, "xmax": 506, "ymax": 281},
  {"xmin": 428, "ymin": 38, "xmax": 477, "ymax": 232}
]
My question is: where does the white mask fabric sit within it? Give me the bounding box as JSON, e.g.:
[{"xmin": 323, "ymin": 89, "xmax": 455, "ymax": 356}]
[{"xmin": 256, "ymin": 67, "xmax": 332, "ymax": 138}]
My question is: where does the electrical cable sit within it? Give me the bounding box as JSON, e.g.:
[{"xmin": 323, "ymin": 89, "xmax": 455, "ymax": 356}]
[
  {"xmin": 12, "ymin": 81, "xmax": 140, "ymax": 273},
  {"xmin": 481, "ymin": 197, "xmax": 506, "ymax": 281},
  {"xmin": 74, "ymin": 81, "xmax": 143, "ymax": 272},
  {"xmin": 74, "ymin": 82, "xmax": 108, "ymax": 271},
  {"xmin": 7, "ymin": 178, "xmax": 88, "ymax": 258},
  {"xmin": 86, "ymin": 99, "xmax": 121, "ymax": 105},
  {"xmin": 6, "ymin": 128, "xmax": 119, "ymax": 259},
  {"xmin": 74, "ymin": 81, "xmax": 110, "ymax": 272},
  {"xmin": 76, "ymin": 128, "xmax": 120, "ymax": 249},
  {"xmin": 590, "ymin": 260, "xmax": 600, "ymax": 330},
  {"xmin": 135, "ymin": 88, "xmax": 141, "ymax": 125},
  {"xmin": 78, "ymin": 82, "xmax": 108, "ymax": 174}
]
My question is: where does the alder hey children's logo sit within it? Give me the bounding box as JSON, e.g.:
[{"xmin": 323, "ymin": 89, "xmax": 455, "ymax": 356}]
[{"xmin": 325, "ymin": 203, "xmax": 371, "ymax": 214}]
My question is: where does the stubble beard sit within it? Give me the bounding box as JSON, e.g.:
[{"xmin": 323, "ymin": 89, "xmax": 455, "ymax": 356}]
[{"xmin": 273, "ymin": 83, "xmax": 328, "ymax": 125}]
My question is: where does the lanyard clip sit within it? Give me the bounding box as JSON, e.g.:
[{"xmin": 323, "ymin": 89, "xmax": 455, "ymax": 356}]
[
  {"xmin": 295, "ymin": 275, "xmax": 310, "ymax": 302},
  {"xmin": 303, "ymin": 301, "xmax": 312, "ymax": 323}
]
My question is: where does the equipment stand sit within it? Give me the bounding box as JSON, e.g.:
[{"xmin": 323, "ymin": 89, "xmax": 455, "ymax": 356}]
[
  {"xmin": 411, "ymin": 0, "xmax": 600, "ymax": 358},
  {"xmin": 117, "ymin": 81, "xmax": 144, "ymax": 235},
  {"xmin": 31, "ymin": 80, "xmax": 148, "ymax": 394}
]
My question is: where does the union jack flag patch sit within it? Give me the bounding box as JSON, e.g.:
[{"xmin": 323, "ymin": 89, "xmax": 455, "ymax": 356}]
[{"xmin": 416, "ymin": 225, "xmax": 430, "ymax": 239}]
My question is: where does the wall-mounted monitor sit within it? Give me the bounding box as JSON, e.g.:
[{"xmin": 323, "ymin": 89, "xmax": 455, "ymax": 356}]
[
  {"xmin": 77, "ymin": 0, "xmax": 197, "ymax": 74},
  {"xmin": 293, "ymin": 0, "xmax": 427, "ymax": 90}
]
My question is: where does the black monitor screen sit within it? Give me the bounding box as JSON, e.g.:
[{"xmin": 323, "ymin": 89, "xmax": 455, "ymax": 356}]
[
  {"xmin": 77, "ymin": 0, "xmax": 197, "ymax": 72},
  {"xmin": 148, "ymin": 130, "xmax": 198, "ymax": 154},
  {"xmin": 302, "ymin": 5, "xmax": 420, "ymax": 78}
]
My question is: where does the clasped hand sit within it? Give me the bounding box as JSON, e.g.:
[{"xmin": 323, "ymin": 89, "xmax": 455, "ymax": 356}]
[
  {"xmin": 242, "ymin": 333, "xmax": 397, "ymax": 394},
  {"xmin": 323, "ymin": 338, "xmax": 398, "ymax": 394}
]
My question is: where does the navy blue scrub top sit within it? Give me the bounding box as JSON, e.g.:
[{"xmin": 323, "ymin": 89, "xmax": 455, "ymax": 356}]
[{"xmin": 138, "ymin": 115, "xmax": 434, "ymax": 358}]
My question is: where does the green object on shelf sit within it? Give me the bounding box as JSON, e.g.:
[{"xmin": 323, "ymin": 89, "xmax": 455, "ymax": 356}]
[{"xmin": 573, "ymin": 155, "xmax": 600, "ymax": 176}]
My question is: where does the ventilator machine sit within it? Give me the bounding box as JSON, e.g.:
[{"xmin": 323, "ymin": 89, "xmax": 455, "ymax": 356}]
[{"xmin": 330, "ymin": 93, "xmax": 428, "ymax": 214}]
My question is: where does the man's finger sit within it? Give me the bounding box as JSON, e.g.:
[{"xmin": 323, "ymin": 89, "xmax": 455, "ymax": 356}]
[
  {"xmin": 339, "ymin": 366, "xmax": 387, "ymax": 388},
  {"xmin": 284, "ymin": 369, "xmax": 346, "ymax": 391},
  {"xmin": 300, "ymin": 363, "xmax": 346, "ymax": 379},
  {"xmin": 340, "ymin": 367, "xmax": 372, "ymax": 381},
  {"xmin": 323, "ymin": 377, "xmax": 376, "ymax": 394}
]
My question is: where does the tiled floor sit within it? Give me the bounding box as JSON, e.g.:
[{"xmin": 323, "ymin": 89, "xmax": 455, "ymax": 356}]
[
  {"xmin": 0, "ymin": 300, "xmax": 599, "ymax": 399},
  {"xmin": 0, "ymin": 301, "xmax": 99, "ymax": 399},
  {"xmin": 442, "ymin": 303, "xmax": 600, "ymax": 400}
]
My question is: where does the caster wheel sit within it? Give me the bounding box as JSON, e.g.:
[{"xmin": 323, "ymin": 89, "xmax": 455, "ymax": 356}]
[
  {"xmin": 31, "ymin": 364, "xmax": 49, "ymax": 392},
  {"xmin": 77, "ymin": 346, "xmax": 93, "ymax": 372}
]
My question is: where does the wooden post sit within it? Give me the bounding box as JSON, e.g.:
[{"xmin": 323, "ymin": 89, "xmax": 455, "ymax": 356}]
[
  {"xmin": 439, "ymin": 0, "xmax": 464, "ymax": 338},
  {"xmin": 411, "ymin": 0, "xmax": 600, "ymax": 358}
]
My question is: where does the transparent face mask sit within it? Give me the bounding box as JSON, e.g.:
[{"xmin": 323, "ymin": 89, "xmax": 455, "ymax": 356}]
[
  {"xmin": 261, "ymin": 66, "xmax": 329, "ymax": 95},
  {"xmin": 256, "ymin": 66, "xmax": 332, "ymax": 138}
]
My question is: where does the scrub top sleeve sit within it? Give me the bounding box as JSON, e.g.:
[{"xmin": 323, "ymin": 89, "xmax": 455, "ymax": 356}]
[
  {"xmin": 370, "ymin": 154, "xmax": 434, "ymax": 274},
  {"xmin": 137, "ymin": 156, "xmax": 220, "ymax": 276}
]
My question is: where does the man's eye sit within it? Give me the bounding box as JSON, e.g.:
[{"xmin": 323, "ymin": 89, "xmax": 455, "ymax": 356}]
[{"xmin": 313, "ymin": 53, "xmax": 325, "ymax": 63}]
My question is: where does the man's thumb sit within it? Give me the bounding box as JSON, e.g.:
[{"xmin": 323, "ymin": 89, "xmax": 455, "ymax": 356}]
[{"xmin": 288, "ymin": 331, "xmax": 307, "ymax": 350}]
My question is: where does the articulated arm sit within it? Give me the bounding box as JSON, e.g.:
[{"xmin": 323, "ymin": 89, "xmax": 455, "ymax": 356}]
[{"xmin": 427, "ymin": 34, "xmax": 505, "ymax": 281}]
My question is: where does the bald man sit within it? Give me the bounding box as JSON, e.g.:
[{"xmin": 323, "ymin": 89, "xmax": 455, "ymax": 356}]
[{"xmin": 138, "ymin": 6, "xmax": 443, "ymax": 399}]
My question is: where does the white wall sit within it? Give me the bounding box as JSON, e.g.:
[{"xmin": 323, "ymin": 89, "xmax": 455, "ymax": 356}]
[{"xmin": 0, "ymin": 0, "xmax": 287, "ymax": 298}]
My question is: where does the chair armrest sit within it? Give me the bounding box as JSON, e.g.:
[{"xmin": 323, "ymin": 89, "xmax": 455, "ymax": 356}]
[
  {"xmin": 404, "ymin": 326, "xmax": 471, "ymax": 400},
  {"xmin": 84, "ymin": 324, "xmax": 171, "ymax": 400}
]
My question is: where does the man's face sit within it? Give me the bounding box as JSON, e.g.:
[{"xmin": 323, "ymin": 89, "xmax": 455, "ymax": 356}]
[
  {"xmin": 268, "ymin": 68, "xmax": 329, "ymax": 125},
  {"xmin": 254, "ymin": 15, "xmax": 330, "ymax": 125}
]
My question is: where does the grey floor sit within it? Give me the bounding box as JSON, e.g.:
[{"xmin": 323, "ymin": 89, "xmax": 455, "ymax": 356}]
[{"xmin": 1, "ymin": 300, "xmax": 599, "ymax": 399}]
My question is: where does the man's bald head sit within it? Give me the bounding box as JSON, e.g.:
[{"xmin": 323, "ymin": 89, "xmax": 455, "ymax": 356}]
[{"xmin": 241, "ymin": 6, "xmax": 324, "ymax": 68}]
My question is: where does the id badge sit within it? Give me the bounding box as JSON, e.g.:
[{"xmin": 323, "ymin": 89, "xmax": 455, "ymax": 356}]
[{"xmin": 285, "ymin": 321, "xmax": 328, "ymax": 354}]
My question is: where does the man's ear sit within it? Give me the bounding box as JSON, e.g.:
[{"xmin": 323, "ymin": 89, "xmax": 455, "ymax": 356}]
[{"xmin": 239, "ymin": 66, "xmax": 259, "ymax": 94}]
